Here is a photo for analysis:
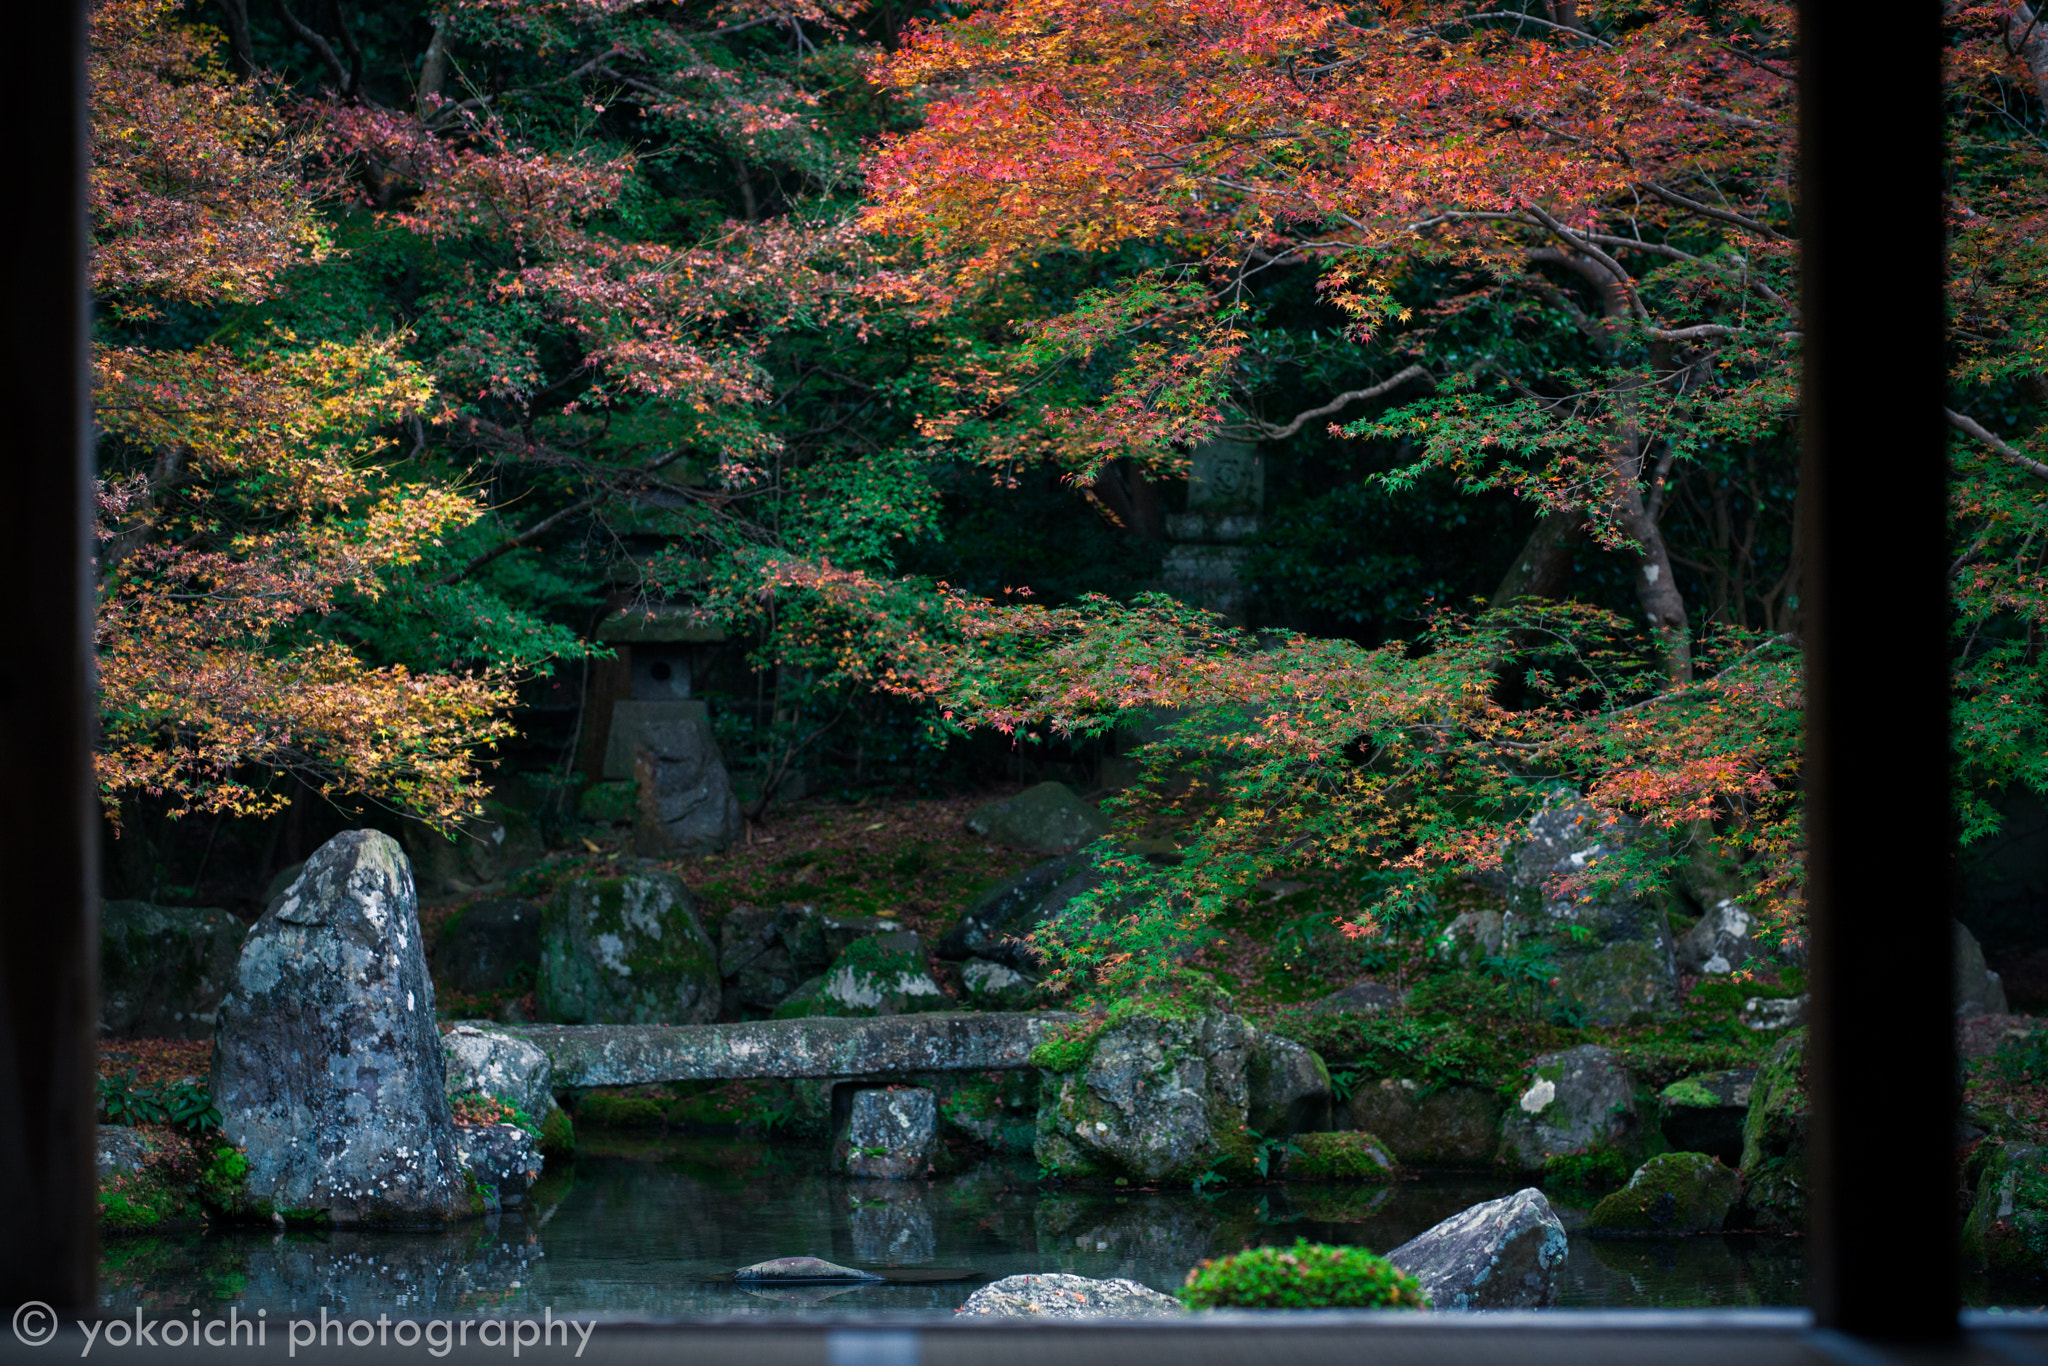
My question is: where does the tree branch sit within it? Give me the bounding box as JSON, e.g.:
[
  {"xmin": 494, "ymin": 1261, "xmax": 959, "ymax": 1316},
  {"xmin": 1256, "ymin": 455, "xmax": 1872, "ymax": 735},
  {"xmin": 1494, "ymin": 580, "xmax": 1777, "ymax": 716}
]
[
  {"xmin": 1243, "ymin": 364, "xmax": 1432, "ymax": 439},
  {"xmin": 274, "ymin": 0, "xmax": 350, "ymax": 94},
  {"xmin": 1644, "ymin": 182, "xmax": 1787, "ymax": 241},
  {"xmin": 1947, "ymin": 407, "xmax": 2048, "ymax": 480}
]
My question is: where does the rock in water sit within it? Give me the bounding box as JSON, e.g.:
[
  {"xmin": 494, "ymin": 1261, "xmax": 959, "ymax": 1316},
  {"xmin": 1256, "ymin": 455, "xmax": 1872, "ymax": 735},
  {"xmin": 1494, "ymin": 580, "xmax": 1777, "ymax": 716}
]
[
  {"xmin": 957, "ymin": 1273, "xmax": 1186, "ymax": 1318},
  {"xmin": 963, "ymin": 783, "xmax": 1111, "ymax": 854},
  {"xmin": 1035, "ymin": 1008, "xmax": 1258, "ymax": 1184},
  {"xmin": 837, "ymin": 1087, "xmax": 938, "ymax": 1179},
  {"xmin": 442, "ymin": 1024, "xmax": 556, "ymax": 1122},
  {"xmin": 100, "ymin": 900, "xmax": 247, "ymax": 1039},
  {"xmin": 1738, "ymin": 1028, "xmax": 1807, "ymax": 1232},
  {"xmin": 938, "ymin": 850, "xmax": 1100, "ymax": 970},
  {"xmin": 1498, "ymin": 1044, "xmax": 1644, "ymax": 1171},
  {"xmin": 454, "ymin": 1123, "xmax": 542, "ymax": 1210},
  {"xmin": 1586, "ymin": 1151, "xmax": 1739, "ymax": 1234},
  {"xmin": 735, "ymin": 1256, "xmax": 883, "ymax": 1283},
  {"xmin": 213, "ymin": 830, "xmax": 478, "ymax": 1226},
  {"xmin": 1386, "ymin": 1188, "xmax": 1568, "ymax": 1309},
  {"xmin": 538, "ymin": 872, "xmax": 720, "ymax": 1024},
  {"xmin": 633, "ymin": 714, "xmax": 743, "ymax": 856}
]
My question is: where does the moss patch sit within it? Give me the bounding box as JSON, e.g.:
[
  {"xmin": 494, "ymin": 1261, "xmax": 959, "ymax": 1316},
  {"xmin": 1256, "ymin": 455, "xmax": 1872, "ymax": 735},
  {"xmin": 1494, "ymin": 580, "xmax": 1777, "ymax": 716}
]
[
  {"xmin": 1284, "ymin": 1131, "xmax": 1397, "ymax": 1183},
  {"xmin": 1586, "ymin": 1151, "xmax": 1739, "ymax": 1234},
  {"xmin": 1181, "ymin": 1240, "xmax": 1428, "ymax": 1310}
]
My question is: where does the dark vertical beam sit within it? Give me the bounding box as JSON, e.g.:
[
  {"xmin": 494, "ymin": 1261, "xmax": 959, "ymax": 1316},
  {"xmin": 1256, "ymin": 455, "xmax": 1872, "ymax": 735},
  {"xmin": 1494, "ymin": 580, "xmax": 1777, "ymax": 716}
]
[
  {"xmin": 0, "ymin": 0, "xmax": 97, "ymax": 1315},
  {"xmin": 1799, "ymin": 0, "xmax": 1953, "ymax": 1343}
]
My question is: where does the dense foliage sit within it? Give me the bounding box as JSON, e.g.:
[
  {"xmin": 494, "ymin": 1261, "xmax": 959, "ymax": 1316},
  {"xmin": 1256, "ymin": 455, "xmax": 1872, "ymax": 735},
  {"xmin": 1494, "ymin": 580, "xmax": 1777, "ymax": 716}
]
[
  {"xmin": 1180, "ymin": 1239, "xmax": 1427, "ymax": 1310},
  {"xmin": 92, "ymin": 0, "xmax": 2048, "ymax": 991}
]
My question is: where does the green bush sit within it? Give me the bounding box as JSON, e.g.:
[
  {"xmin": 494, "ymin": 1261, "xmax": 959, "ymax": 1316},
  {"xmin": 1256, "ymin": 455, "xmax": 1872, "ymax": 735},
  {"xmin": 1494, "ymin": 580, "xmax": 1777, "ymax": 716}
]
[
  {"xmin": 1180, "ymin": 1239, "xmax": 1428, "ymax": 1310},
  {"xmin": 97, "ymin": 1072, "xmax": 221, "ymax": 1134},
  {"xmin": 1266, "ymin": 1012, "xmax": 1507, "ymax": 1090}
]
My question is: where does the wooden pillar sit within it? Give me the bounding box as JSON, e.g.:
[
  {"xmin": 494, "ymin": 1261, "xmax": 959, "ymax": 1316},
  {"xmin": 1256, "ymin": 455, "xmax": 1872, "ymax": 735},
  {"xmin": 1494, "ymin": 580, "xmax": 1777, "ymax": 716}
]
[
  {"xmin": 1798, "ymin": 0, "xmax": 1954, "ymax": 1341},
  {"xmin": 0, "ymin": 0, "xmax": 98, "ymax": 1315}
]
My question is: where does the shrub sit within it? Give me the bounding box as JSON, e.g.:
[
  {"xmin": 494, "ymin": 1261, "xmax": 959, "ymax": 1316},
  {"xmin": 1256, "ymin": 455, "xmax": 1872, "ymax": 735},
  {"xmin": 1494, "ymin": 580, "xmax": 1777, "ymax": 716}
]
[{"xmin": 1180, "ymin": 1239, "xmax": 1428, "ymax": 1309}]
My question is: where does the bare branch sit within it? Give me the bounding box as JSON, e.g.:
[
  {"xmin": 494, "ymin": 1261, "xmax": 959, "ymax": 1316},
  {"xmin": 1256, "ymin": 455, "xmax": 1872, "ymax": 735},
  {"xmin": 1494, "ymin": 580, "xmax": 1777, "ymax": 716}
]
[
  {"xmin": 1644, "ymin": 182, "xmax": 1787, "ymax": 241},
  {"xmin": 1242, "ymin": 364, "xmax": 1432, "ymax": 439}
]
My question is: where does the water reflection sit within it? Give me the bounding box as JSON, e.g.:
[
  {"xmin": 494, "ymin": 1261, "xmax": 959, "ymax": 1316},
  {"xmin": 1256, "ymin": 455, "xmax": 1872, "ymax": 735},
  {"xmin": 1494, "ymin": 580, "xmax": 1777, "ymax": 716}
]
[{"xmin": 98, "ymin": 1135, "xmax": 1826, "ymax": 1318}]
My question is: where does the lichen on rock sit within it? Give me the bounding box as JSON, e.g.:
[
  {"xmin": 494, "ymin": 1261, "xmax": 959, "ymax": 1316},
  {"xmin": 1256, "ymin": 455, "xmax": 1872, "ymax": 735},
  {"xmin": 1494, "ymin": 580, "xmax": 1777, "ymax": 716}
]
[
  {"xmin": 1737, "ymin": 1027, "xmax": 1807, "ymax": 1232},
  {"xmin": 538, "ymin": 871, "xmax": 720, "ymax": 1025}
]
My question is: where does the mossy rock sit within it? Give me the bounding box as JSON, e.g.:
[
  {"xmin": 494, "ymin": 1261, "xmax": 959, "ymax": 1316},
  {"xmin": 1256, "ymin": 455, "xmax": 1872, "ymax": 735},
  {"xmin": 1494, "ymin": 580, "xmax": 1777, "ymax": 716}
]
[
  {"xmin": 1964, "ymin": 1142, "xmax": 2048, "ymax": 1275},
  {"xmin": 538, "ymin": 873, "xmax": 720, "ymax": 1025},
  {"xmin": 771, "ymin": 932, "xmax": 945, "ymax": 1018},
  {"xmin": 538, "ymin": 1105, "xmax": 577, "ymax": 1157},
  {"xmin": 1737, "ymin": 1028, "xmax": 1806, "ymax": 1232},
  {"xmin": 1180, "ymin": 1239, "xmax": 1427, "ymax": 1310},
  {"xmin": 1586, "ymin": 1151, "xmax": 1739, "ymax": 1234},
  {"xmin": 1282, "ymin": 1132, "xmax": 1397, "ymax": 1183}
]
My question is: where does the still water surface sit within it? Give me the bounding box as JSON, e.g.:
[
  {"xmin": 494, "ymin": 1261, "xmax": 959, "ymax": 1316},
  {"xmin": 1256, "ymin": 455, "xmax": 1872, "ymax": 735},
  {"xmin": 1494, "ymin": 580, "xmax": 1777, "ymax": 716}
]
[{"xmin": 97, "ymin": 1136, "xmax": 1831, "ymax": 1318}]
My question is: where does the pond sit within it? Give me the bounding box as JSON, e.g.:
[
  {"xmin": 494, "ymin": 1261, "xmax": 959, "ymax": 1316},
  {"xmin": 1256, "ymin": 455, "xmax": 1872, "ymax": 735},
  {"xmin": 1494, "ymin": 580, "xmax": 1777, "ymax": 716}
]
[{"xmin": 98, "ymin": 1136, "xmax": 1833, "ymax": 1318}]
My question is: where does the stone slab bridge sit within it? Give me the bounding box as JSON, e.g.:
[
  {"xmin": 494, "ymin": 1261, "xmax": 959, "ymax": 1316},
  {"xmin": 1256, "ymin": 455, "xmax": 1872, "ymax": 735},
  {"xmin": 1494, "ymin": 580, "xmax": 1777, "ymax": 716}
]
[{"xmin": 491, "ymin": 1012, "xmax": 1079, "ymax": 1087}]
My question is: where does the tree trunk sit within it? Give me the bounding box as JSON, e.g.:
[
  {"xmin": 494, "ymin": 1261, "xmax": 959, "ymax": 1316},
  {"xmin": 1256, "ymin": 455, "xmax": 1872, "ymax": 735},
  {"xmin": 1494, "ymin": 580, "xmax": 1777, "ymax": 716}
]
[{"xmin": 1488, "ymin": 510, "xmax": 1586, "ymax": 608}]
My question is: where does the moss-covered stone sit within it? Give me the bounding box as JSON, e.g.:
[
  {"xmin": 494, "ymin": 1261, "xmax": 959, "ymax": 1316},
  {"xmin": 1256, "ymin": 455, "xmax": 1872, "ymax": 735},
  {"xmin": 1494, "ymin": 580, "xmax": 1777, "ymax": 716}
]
[
  {"xmin": 1964, "ymin": 1142, "xmax": 2048, "ymax": 1275},
  {"xmin": 1343, "ymin": 1080, "xmax": 1506, "ymax": 1166},
  {"xmin": 1586, "ymin": 1151, "xmax": 1739, "ymax": 1234},
  {"xmin": 770, "ymin": 932, "xmax": 946, "ymax": 1018},
  {"xmin": 1283, "ymin": 1131, "xmax": 1397, "ymax": 1182},
  {"xmin": 1737, "ymin": 1027, "xmax": 1806, "ymax": 1232},
  {"xmin": 575, "ymin": 1092, "xmax": 668, "ymax": 1129},
  {"xmin": 538, "ymin": 873, "xmax": 720, "ymax": 1025},
  {"xmin": 538, "ymin": 1105, "xmax": 577, "ymax": 1156},
  {"xmin": 939, "ymin": 1072, "xmax": 1040, "ymax": 1153}
]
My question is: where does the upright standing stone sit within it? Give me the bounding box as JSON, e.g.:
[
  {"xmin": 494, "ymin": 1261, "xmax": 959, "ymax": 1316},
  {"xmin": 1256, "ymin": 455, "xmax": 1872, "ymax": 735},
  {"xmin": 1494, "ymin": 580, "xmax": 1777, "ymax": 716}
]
[
  {"xmin": 634, "ymin": 713, "xmax": 744, "ymax": 855},
  {"xmin": 836, "ymin": 1087, "xmax": 938, "ymax": 1179},
  {"xmin": 213, "ymin": 831, "xmax": 479, "ymax": 1225}
]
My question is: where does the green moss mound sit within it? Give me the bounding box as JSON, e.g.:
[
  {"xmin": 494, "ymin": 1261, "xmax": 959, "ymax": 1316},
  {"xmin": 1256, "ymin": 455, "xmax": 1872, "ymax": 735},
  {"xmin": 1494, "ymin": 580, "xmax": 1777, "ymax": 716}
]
[
  {"xmin": 1180, "ymin": 1239, "xmax": 1428, "ymax": 1310},
  {"xmin": 1029, "ymin": 1020, "xmax": 1106, "ymax": 1073},
  {"xmin": 1586, "ymin": 1151, "xmax": 1739, "ymax": 1234},
  {"xmin": 575, "ymin": 1093, "xmax": 668, "ymax": 1129},
  {"xmin": 1285, "ymin": 1132, "xmax": 1397, "ymax": 1183},
  {"xmin": 539, "ymin": 1105, "xmax": 577, "ymax": 1156}
]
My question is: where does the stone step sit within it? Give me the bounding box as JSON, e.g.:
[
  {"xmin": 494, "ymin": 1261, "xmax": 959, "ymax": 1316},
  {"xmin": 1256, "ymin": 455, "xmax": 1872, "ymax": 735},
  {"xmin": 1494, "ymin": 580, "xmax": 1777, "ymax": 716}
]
[{"xmin": 488, "ymin": 1011, "xmax": 1079, "ymax": 1087}]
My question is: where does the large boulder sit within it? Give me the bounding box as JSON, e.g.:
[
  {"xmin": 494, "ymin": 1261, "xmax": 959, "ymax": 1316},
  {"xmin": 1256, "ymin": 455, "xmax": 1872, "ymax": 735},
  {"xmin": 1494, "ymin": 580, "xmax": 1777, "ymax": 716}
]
[
  {"xmin": 773, "ymin": 931, "xmax": 945, "ymax": 1019},
  {"xmin": 431, "ymin": 898, "xmax": 543, "ymax": 996},
  {"xmin": 1676, "ymin": 898, "xmax": 1764, "ymax": 975},
  {"xmin": 634, "ymin": 713, "xmax": 744, "ymax": 856},
  {"xmin": 1498, "ymin": 1044, "xmax": 1644, "ymax": 1172},
  {"xmin": 1585, "ymin": 1151, "xmax": 1740, "ymax": 1234},
  {"xmin": 1658, "ymin": 1069, "xmax": 1755, "ymax": 1166},
  {"xmin": 1279, "ymin": 1131, "xmax": 1398, "ymax": 1182},
  {"xmin": 1386, "ymin": 1188, "xmax": 1569, "ymax": 1309},
  {"xmin": 1345, "ymin": 1081, "xmax": 1505, "ymax": 1166},
  {"xmin": 1957, "ymin": 920, "xmax": 2011, "ymax": 1017},
  {"xmin": 938, "ymin": 850, "xmax": 1100, "ymax": 970},
  {"xmin": 1035, "ymin": 1008, "xmax": 1259, "ymax": 1183},
  {"xmin": 1434, "ymin": 911, "xmax": 1505, "ymax": 969},
  {"xmin": 442, "ymin": 1024, "xmax": 555, "ymax": 1123},
  {"xmin": 1247, "ymin": 1031, "xmax": 1332, "ymax": 1135},
  {"xmin": 537, "ymin": 872, "xmax": 720, "ymax": 1024},
  {"xmin": 100, "ymin": 900, "xmax": 246, "ymax": 1039},
  {"xmin": 212, "ymin": 830, "xmax": 478, "ymax": 1226},
  {"xmin": 1737, "ymin": 1028, "xmax": 1807, "ymax": 1232},
  {"xmin": 719, "ymin": 903, "xmax": 897, "ymax": 1014},
  {"xmin": 402, "ymin": 802, "xmax": 545, "ymax": 899},
  {"xmin": 834, "ymin": 1086, "xmax": 937, "ymax": 1180},
  {"xmin": 964, "ymin": 782, "xmax": 1111, "ymax": 854},
  {"xmin": 958, "ymin": 1274, "xmax": 1186, "ymax": 1319},
  {"xmin": 1494, "ymin": 795, "xmax": 1678, "ymax": 1024},
  {"xmin": 1964, "ymin": 1142, "xmax": 2048, "ymax": 1274}
]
